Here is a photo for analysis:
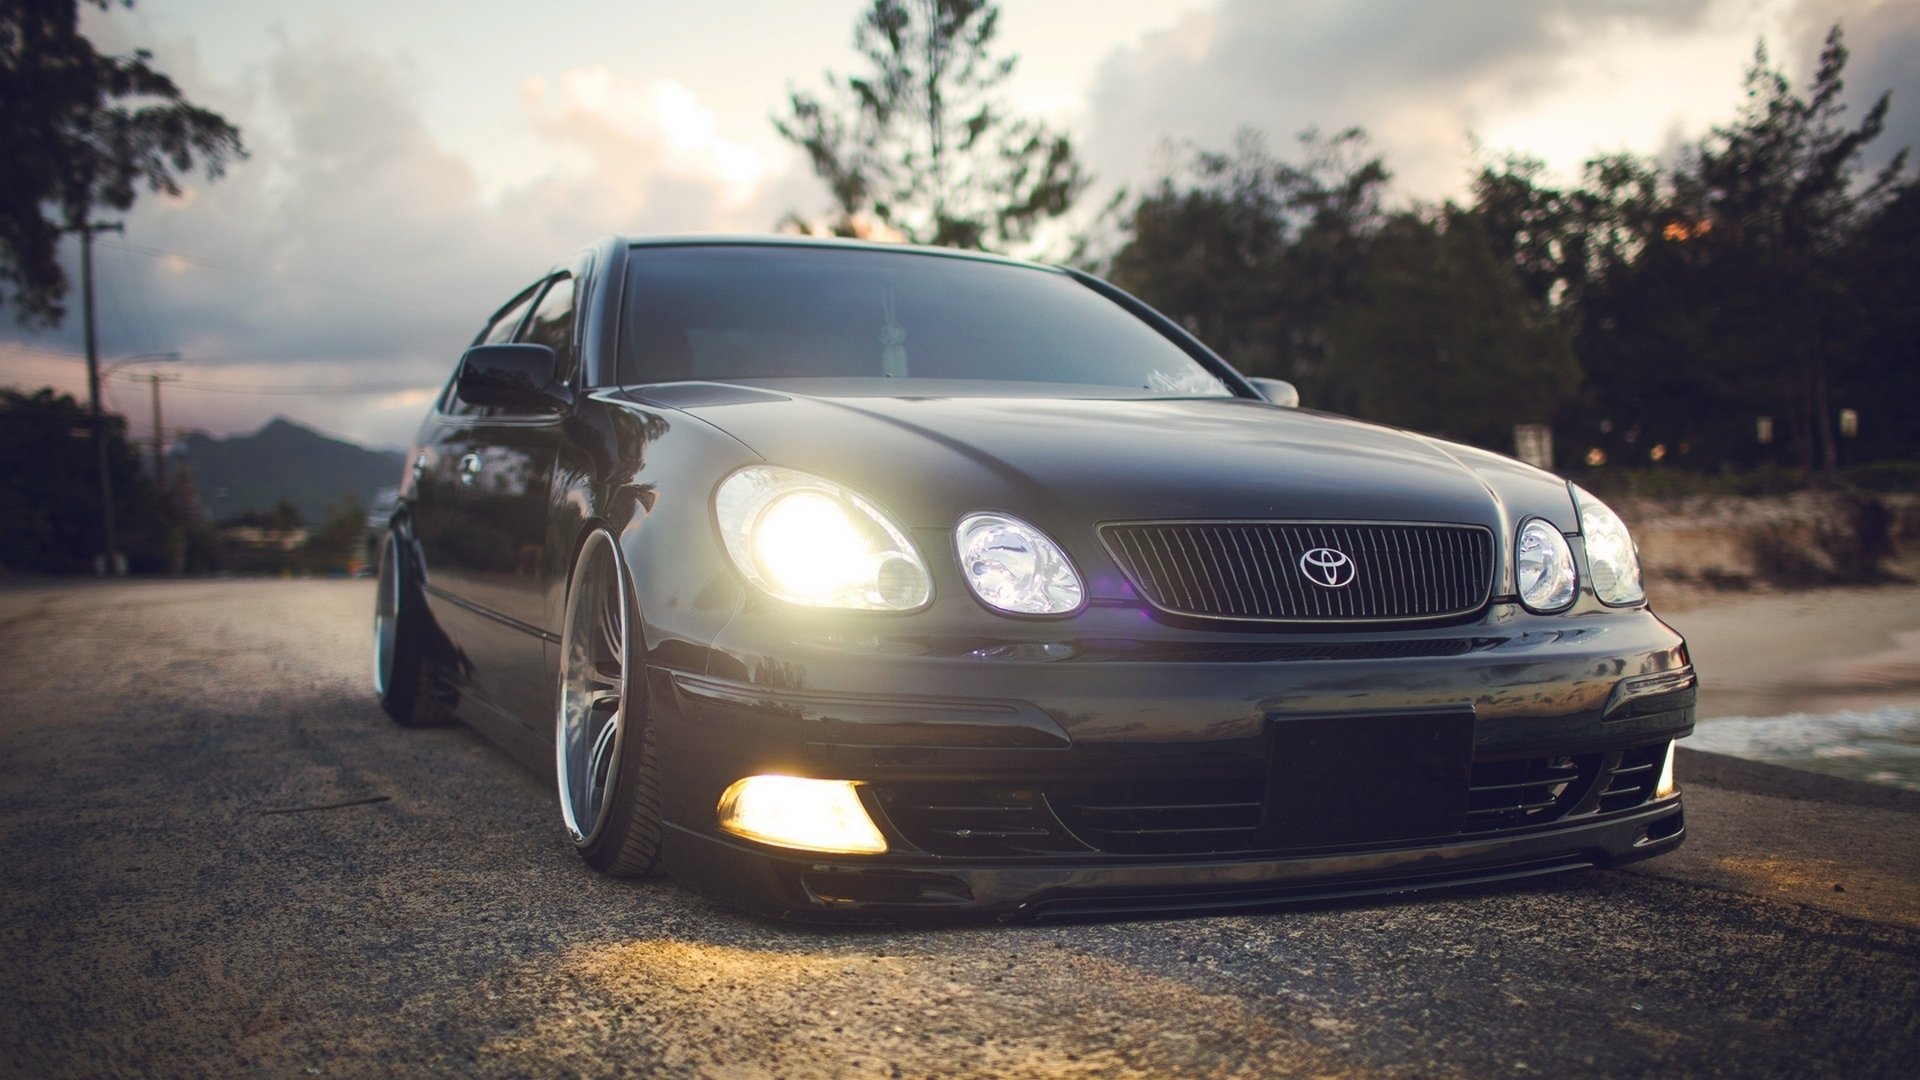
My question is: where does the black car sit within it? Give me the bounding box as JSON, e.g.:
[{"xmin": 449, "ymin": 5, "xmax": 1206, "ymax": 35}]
[{"xmin": 373, "ymin": 236, "xmax": 1694, "ymax": 920}]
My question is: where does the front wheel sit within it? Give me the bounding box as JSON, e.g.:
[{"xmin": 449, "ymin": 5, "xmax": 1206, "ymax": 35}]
[
  {"xmin": 373, "ymin": 530, "xmax": 448, "ymax": 727},
  {"xmin": 555, "ymin": 530, "xmax": 662, "ymax": 877}
]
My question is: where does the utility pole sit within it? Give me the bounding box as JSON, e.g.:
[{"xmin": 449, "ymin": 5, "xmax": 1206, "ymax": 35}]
[
  {"xmin": 68, "ymin": 219, "xmax": 126, "ymax": 575},
  {"xmin": 133, "ymin": 372, "xmax": 180, "ymax": 491}
]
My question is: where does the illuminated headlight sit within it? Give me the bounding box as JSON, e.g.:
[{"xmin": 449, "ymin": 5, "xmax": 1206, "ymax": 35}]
[
  {"xmin": 1573, "ymin": 486, "xmax": 1646, "ymax": 606},
  {"xmin": 715, "ymin": 775, "xmax": 888, "ymax": 854},
  {"xmin": 1516, "ymin": 518, "xmax": 1577, "ymax": 613},
  {"xmin": 956, "ymin": 513, "xmax": 1084, "ymax": 615},
  {"xmin": 1656, "ymin": 740, "xmax": 1677, "ymax": 798},
  {"xmin": 715, "ymin": 466, "xmax": 930, "ymax": 610}
]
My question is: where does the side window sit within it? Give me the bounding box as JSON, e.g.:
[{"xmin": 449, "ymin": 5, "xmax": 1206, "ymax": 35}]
[
  {"xmin": 444, "ymin": 283, "xmax": 542, "ymax": 417},
  {"xmin": 521, "ymin": 274, "xmax": 577, "ymax": 383}
]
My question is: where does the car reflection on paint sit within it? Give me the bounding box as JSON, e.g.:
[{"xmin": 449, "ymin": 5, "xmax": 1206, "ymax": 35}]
[{"xmin": 371, "ymin": 236, "xmax": 1695, "ymax": 920}]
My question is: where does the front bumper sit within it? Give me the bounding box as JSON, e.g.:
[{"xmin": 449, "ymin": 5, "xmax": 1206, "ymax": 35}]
[
  {"xmin": 643, "ymin": 603, "xmax": 1695, "ymax": 919},
  {"xmin": 665, "ymin": 797, "xmax": 1684, "ymax": 921}
]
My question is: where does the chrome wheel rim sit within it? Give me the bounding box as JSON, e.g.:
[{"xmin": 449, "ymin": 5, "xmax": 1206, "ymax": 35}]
[
  {"xmin": 373, "ymin": 535, "xmax": 398, "ymax": 697},
  {"xmin": 556, "ymin": 532, "xmax": 627, "ymax": 845}
]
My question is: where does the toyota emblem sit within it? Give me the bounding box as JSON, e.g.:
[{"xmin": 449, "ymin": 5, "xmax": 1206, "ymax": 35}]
[{"xmin": 1299, "ymin": 547, "xmax": 1356, "ymax": 588}]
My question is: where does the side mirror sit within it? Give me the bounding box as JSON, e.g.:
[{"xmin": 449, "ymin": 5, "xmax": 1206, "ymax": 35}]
[
  {"xmin": 455, "ymin": 344, "xmax": 566, "ymax": 410},
  {"xmin": 1246, "ymin": 377, "xmax": 1300, "ymax": 408}
]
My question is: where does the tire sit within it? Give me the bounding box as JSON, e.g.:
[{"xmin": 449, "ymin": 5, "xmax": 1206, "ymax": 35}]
[
  {"xmin": 555, "ymin": 530, "xmax": 663, "ymax": 877},
  {"xmin": 373, "ymin": 530, "xmax": 450, "ymax": 727}
]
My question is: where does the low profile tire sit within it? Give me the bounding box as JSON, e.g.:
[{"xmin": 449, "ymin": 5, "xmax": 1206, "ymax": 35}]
[
  {"xmin": 373, "ymin": 530, "xmax": 449, "ymax": 727},
  {"xmin": 556, "ymin": 530, "xmax": 663, "ymax": 877}
]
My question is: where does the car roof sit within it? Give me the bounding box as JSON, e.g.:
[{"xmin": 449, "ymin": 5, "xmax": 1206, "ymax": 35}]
[{"xmin": 615, "ymin": 234, "xmax": 1068, "ymax": 275}]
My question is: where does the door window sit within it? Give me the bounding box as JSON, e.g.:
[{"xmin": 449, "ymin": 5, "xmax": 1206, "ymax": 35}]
[
  {"xmin": 521, "ymin": 274, "xmax": 577, "ymax": 383},
  {"xmin": 442, "ymin": 282, "xmax": 544, "ymax": 417}
]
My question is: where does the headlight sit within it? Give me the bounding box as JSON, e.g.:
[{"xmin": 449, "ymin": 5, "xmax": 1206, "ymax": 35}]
[
  {"xmin": 1516, "ymin": 518, "xmax": 1577, "ymax": 612},
  {"xmin": 956, "ymin": 513, "xmax": 1084, "ymax": 615},
  {"xmin": 715, "ymin": 466, "xmax": 930, "ymax": 610},
  {"xmin": 1573, "ymin": 486, "xmax": 1645, "ymax": 606}
]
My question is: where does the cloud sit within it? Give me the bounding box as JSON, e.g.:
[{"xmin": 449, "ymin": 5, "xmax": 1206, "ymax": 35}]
[
  {"xmin": 1, "ymin": 40, "xmax": 799, "ymax": 449},
  {"xmin": 501, "ymin": 69, "xmax": 779, "ymax": 239},
  {"xmin": 1078, "ymin": 0, "xmax": 1815, "ymax": 200},
  {"xmin": 1785, "ymin": 0, "xmax": 1920, "ymax": 177}
]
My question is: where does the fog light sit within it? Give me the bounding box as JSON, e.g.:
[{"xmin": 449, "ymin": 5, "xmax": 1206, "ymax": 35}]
[
  {"xmin": 715, "ymin": 775, "xmax": 888, "ymax": 854},
  {"xmin": 1656, "ymin": 740, "xmax": 1677, "ymax": 798}
]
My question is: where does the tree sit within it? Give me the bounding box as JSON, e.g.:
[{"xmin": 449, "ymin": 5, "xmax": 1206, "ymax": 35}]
[
  {"xmin": 1, "ymin": 0, "xmax": 244, "ymax": 325},
  {"xmin": 302, "ymin": 494, "xmax": 367, "ymax": 572},
  {"xmin": 774, "ymin": 0, "xmax": 1084, "ymax": 250},
  {"xmin": 1108, "ymin": 129, "xmax": 1584, "ymax": 455},
  {"xmin": 1832, "ymin": 175, "xmax": 1920, "ymax": 463},
  {"xmin": 0, "ymin": 387, "xmax": 164, "ymax": 572},
  {"xmin": 1108, "ymin": 128, "xmax": 1390, "ymax": 401},
  {"xmin": 1325, "ymin": 210, "xmax": 1580, "ymax": 453},
  {"xmin": 1678, "ymin": 28, "xmax": 1906, "ymax": 474},
  {"xmin": 1568, "ymin": 26, "xmax": 1910, "ymax": 475}
]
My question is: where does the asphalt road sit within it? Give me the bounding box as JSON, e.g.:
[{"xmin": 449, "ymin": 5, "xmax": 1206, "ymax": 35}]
[{"xmin": 3, "ymin": 579, "xmax": 1917, "ymax": 1078}]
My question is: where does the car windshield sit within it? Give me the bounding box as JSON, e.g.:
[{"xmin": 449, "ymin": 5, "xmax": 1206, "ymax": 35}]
[{"xmin": 618, "ymin": 244, "xmax": 1233, "ymax": 395}]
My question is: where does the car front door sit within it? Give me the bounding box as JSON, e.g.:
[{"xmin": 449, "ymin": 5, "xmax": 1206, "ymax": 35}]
[{"xmin": 413, "ymin": 270, "xmax": 577, "ymax": 730}]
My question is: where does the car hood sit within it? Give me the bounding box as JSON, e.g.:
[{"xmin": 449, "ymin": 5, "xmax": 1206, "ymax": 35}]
[{"xmin": 625, "ymin": 381, "xmax": 1576, "ymax": 536}]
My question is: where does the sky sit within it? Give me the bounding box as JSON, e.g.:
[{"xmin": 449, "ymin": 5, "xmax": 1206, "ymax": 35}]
[{"xmin": 2, "ymin": 0, "xmax": 1915, "ymax": 450}]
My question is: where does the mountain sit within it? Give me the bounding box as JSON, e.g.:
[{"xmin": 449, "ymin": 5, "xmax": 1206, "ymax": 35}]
[{"xmin": 178, "ymin": 418, "xmax": 406, "ymax": 526}]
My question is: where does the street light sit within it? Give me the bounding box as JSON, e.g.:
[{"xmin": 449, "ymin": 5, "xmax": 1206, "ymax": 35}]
[{"xmin": 94, "ymin": 351, "xmax": 181, "ymax": 575}]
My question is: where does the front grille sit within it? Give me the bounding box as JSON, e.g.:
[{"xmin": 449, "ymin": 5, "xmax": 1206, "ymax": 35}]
[
  {"xmin": 1465, "ymin": 754, "xmax": 1600, "ymax": 831},
  {"xmin": 867, "ymin": 783, "xmax": 1085, "ymax": 857},
  {"xmin": 1117, "ymin": 638, "xmax": 1483, "ymax": 664},
  {"xmin": 1463, "ymin": 744, "xmax": 1669, "ymax": 834},
  {"xmin": 871, "ymin": 741, "xmax": 1671, "ymax": 859},
  {"xmin": 1049, "ymin": 777, "xmax": 1266, "ymax": 856},
  {"xmin": 1596, "ymin": 743, "xmax": 1665, "ymax": 813},
  {"xmin": 1100, "ymin": 521, "xmax": 1494, "ymax": 622}
]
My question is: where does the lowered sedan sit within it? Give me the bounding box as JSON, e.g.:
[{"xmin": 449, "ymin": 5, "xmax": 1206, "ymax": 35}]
[{"xmin": 373, "ymin": 236, "xmax": 1693, "ymax": 920}]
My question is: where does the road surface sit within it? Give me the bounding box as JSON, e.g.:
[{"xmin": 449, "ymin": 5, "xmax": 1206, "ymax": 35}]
[{"xmin": 2, "ymin": 579, "xmax": 1917, "ymax": 1077}]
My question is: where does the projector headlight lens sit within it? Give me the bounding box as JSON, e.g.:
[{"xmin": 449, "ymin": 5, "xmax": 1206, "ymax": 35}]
[
  {"xmin": 1516, "ymin": 518, "xmax": 1578, "ymax": 613},
  {"xmin": 956, "ymin": 513, "xmax": 1084, "ymax": 615},
  {"xmin": 715, "ymin": 466, "xmax": 930, "ymax": 611}
]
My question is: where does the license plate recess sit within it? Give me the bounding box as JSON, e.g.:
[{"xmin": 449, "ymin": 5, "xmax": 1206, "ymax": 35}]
[{"xmin": 1266, "ymin": 710, "xmax": 1475, "ymax": 846}]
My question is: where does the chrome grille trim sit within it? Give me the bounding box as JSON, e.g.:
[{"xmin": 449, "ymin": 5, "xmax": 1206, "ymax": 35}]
[{"xmin": 1100, "ymin": 520, "xmax": 1496, "ymax": 623}]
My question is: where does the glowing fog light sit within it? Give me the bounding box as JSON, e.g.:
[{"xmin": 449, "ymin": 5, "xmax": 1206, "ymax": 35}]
[
  {"xmin": 1516, "ymin": 518, "xmax": 1577, "ymax": 613},
  {"xmin": 1656, "ymin": 741, "xmax": 1677, "ymax": 798},
  {"xmin": 956, "ymin": 513, "xmax": 1084, "ymax": 615},
  {"xmin": 715, "ymin": 775, "xmax": 888, "ymax": 854}
]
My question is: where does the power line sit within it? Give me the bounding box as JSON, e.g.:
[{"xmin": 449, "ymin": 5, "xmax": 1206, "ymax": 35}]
[
  {"xmin": 6, "ymin": 342, "xmax": 446, "ymax": 385},
  {"xmin": 0, "ymin": 340, "xmax": 87, "ymax": 361},
  {"xmin": 158, "ymin": 378, "xmax": 434, "ymax": 396},
  {"xmin": 98, "ymin": 238, "xmax": 453, "ymax": 306}
]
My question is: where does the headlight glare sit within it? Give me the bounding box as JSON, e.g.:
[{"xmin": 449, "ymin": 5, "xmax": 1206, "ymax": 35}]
[
  {"xmin": 1516, "ymin": 518, "xmax": 1577, "ymax": 612},
  {"xmin": 956, "ymin": 513, "xmax": 1084, "ymax": 615},
  {"xmin": 1574, "ymin": 486, "xmax": 1646, "ymax": 606},
  {"xmin": 716, "ymin": 466, "xmax": 930, "ymax": 610}
]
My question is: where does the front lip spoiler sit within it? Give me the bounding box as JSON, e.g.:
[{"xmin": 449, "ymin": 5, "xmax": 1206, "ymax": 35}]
[{"xmin": 661, "ymin": 797, "xmax": 1685, "ymax": 923}]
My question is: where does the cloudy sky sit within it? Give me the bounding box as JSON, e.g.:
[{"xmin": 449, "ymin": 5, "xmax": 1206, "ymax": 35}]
[{"xmin": 2, "ymin": 0, "xmax": 1913, "ymax": 449}]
